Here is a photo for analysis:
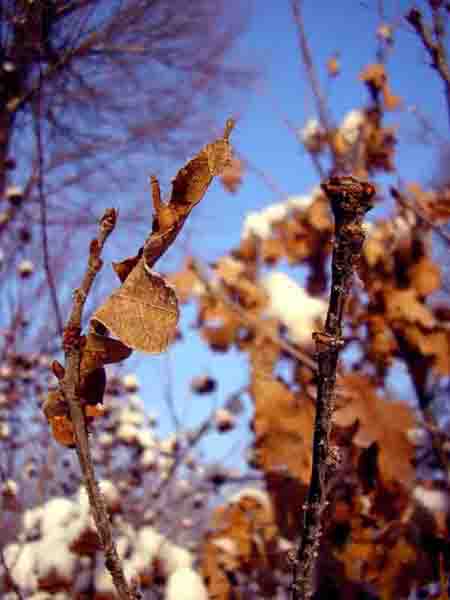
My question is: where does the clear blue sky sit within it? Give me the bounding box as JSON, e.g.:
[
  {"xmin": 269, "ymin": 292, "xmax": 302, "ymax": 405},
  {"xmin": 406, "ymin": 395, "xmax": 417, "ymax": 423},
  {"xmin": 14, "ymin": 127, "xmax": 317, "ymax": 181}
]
[{"xmin": 123, "ymin": 1, "xmax": 448, "ymax": 469}]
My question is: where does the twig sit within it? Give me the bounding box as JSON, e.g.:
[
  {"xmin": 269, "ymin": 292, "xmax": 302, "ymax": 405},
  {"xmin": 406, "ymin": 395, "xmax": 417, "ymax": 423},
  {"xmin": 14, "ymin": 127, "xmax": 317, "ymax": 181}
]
[
  {"xmin": 290, "ymin": 0, "xmax": 333, "ymax": 134},
  {"xmin": 162, "ymin": 354, "xmax": 181, "ymax": 431},
  {"xmin": 33, "ymin": 69, "xmax": 64, "ymax": 338},
  {"xmin": 152, "ymin": 416, "xmax": 212, "ymax": 518},
  {"xmin": 291, "ymin": 176, "xmax": 374, "ymax": 600},
  {"xmin": 60, "ymin": 208, "xmax": 138, "ymax": 600},
  {"xmin": 406, "ymin": 6, "xmax": 450, "ymax": 129}
]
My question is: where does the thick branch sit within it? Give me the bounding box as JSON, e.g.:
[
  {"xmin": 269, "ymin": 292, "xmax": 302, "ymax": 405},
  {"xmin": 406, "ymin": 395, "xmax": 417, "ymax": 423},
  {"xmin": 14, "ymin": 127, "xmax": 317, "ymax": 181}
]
[{"xmin": 292, "ymin": 176, "xmax": 374, "ymax": 600}]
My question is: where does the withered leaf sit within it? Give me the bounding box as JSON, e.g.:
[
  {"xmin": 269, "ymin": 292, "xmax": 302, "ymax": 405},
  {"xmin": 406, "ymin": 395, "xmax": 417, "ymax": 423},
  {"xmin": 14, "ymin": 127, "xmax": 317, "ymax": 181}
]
[
  {"xmin": 407, "ymin": 257, "xmax": 441, "ymax": 297},
  {"xmin": 92, "ymin": 260, "xmax": 179, "ymax": 354},
  {"xmin": 43, "ymin": 390, "xmax": 104, "ymax": 448},
  {"xmin": 82, "ymin": 333, "xmax": 132, "ymax": 370},
  {"xmin": 144, "ymin": 120, "xmax": 234, "ymax": 268},
  {"xmin": 43, "ymin": 390, "xmax": 68, "ymax": 420},
  {"xmin": 383, "ymin": 287, "xmax": 435, "ymax": 328},
  {"xmin": 202, "ymin": 491, "xmax": 277, "ymax": 599},
  {"xmin": 334, "ymin": 374, "xmax": 415, "ymax": 486},
  {"xmin": 359, "ymin": 63, "xmax": 386, "ymax": 89},
  {"xmin": 112, "ymin": 252, "xmax": 142, "ymax": 283}
]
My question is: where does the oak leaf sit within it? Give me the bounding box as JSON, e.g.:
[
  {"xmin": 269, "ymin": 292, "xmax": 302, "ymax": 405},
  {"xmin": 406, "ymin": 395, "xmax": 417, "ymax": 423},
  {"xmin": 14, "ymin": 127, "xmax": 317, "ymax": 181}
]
[{"xmin": 334, "ymin": 375, "xmax": 415, "ymax": 486}]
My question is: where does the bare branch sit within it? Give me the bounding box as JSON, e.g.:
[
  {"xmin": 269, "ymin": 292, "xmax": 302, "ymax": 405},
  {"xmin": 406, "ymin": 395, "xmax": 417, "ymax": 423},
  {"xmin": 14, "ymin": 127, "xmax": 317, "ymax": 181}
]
[
  {"xmin": 290, "ymin": 0, "xmax": 333, "ymax": 134},
  {"xmin": 292, "ymin": 176, "xmax": 374, "ymax": 600},
  {"xmin": 33, "ymin": 73, "xmax": 64, "ymax": 338},
  {"xmin": 406, "ymin": 6, "xmax": 450, "ymax": 129}
]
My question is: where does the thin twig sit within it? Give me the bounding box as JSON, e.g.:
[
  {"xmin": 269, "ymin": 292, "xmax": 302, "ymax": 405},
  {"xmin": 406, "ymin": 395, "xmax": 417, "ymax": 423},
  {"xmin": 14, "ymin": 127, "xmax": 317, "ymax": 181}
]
[
  {"xmin": 406, "ymin": 6, "xmax": 450, "ymax": 129},
  {"xmin": 291, "ymin": 0, "xmax": 333, "ymax": 134},
  {"xmin": 33, "ymin": 69, "xmax": 64, "ymax": 338},
  {"xmin": 162, "ymin": 353, "xmax": 181, "ymax": 431},
  {"xmin": 61, "ymin": 208, "xmax": 138, "ymax": 600},
  {"xmin": 291, "ymin": 176, "xmax": 374, "ymax": 600}
]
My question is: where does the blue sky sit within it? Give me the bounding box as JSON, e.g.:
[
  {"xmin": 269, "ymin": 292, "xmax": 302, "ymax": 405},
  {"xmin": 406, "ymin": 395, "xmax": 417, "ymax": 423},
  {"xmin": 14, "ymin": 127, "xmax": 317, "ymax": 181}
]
[{"xmin": 122, "ymin": 1, "xmax": 448, "ymax": 469}]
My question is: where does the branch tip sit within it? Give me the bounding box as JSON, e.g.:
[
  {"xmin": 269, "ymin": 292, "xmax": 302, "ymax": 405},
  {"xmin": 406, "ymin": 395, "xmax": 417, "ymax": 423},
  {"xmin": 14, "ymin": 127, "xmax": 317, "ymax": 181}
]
[{"xmin": 224, "ymin": 118, "xmax": 236, "ymax": 140}]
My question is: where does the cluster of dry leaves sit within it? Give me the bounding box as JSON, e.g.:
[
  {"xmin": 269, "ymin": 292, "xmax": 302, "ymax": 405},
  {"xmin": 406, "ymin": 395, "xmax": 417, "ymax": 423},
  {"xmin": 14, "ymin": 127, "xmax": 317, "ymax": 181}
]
[
  {"xmin": 165, "ymin": 63, "xmax": 450, "ymax": 598},
  {"xmin": 168, "ymin": 196, "xmax": 449, "ymax": 597}
]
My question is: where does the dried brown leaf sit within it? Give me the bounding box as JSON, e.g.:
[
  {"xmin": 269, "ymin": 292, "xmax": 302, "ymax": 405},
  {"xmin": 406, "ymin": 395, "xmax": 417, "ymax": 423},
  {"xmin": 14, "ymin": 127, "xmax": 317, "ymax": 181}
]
[
  {"xmin": 92, "ymin": 262, "xmax": 179, "ymax": 354},
  {"xmin": 112, "ymin": 253, "xmax": 142, "ymax": 283},
  {"xmin": 144, "ymin": 120, "xmax": 234, "ymax": 268},
  {"xmin": 359, "ymin": 63, "xmax": 386, "ymax": 89},
  {"xmin": 407, "ymin": 257, "xmax": 441, "ymax": 296},
  {"xmin": 82, "ymin": 333, "xmax": 132, "ymax": 370},
  {"xmin": 335, "ymin": 375, "xmax": 415, "ymax": 486},
  {"xmin": 383, "ymin": 287, "xmax": 435, "ymax": 328}
]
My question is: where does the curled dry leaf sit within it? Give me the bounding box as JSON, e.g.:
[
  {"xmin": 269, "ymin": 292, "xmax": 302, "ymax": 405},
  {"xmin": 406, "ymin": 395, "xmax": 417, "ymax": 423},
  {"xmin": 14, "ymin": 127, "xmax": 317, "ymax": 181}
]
[
  {"xmin": 43, "ymin": 391, "xmax": 104, "ymax": 448},
  {"xmin": 92, "ymin": 262, "xmax": 179, "ymax": 354},
  {"xmin": 82, "ymin": 333, "xmax": 133, "ymax": 370},
  {"xmin": 43, "ymin": 334, "xmax": 131, "ymax": 446},
  {"xmin": 112, "ymin": 252, "xmax": 142, "ymax": 283},
  {"xmin": 94, "ymin": 120, "xmax": 234, "ymax": 355},
  {"xmin": 144, "ymin": 119, "xmax": 234, "ymax": 269},
  {"xmin": 96, "ymin": 119, "xmax": 234, "ymax": 353}
]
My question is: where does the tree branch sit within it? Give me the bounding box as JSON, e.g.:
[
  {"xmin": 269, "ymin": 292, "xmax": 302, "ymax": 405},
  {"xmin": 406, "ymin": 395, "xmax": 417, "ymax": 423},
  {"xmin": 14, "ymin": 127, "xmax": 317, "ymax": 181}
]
[
  {"xmin": 53, "ymin": 121, "xmax": 235, "ymax": 599},
  {"xmin": 33, "ymin": 71, "xmax": 64, "ymax": 338},
  {"xmin": 60, "ymin": 208, "xmax": 138, "ymax": 600},
  {"xmin": 406, "ymin": 6, "xmax": 450, "ymax": 129},
  {"xmin": 290, "ymin": 0, "xmax": 333, "ymax": 134},
  {"xmin": 291, "ymin": 176, "xmax": 374, "ymax": 600}
]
